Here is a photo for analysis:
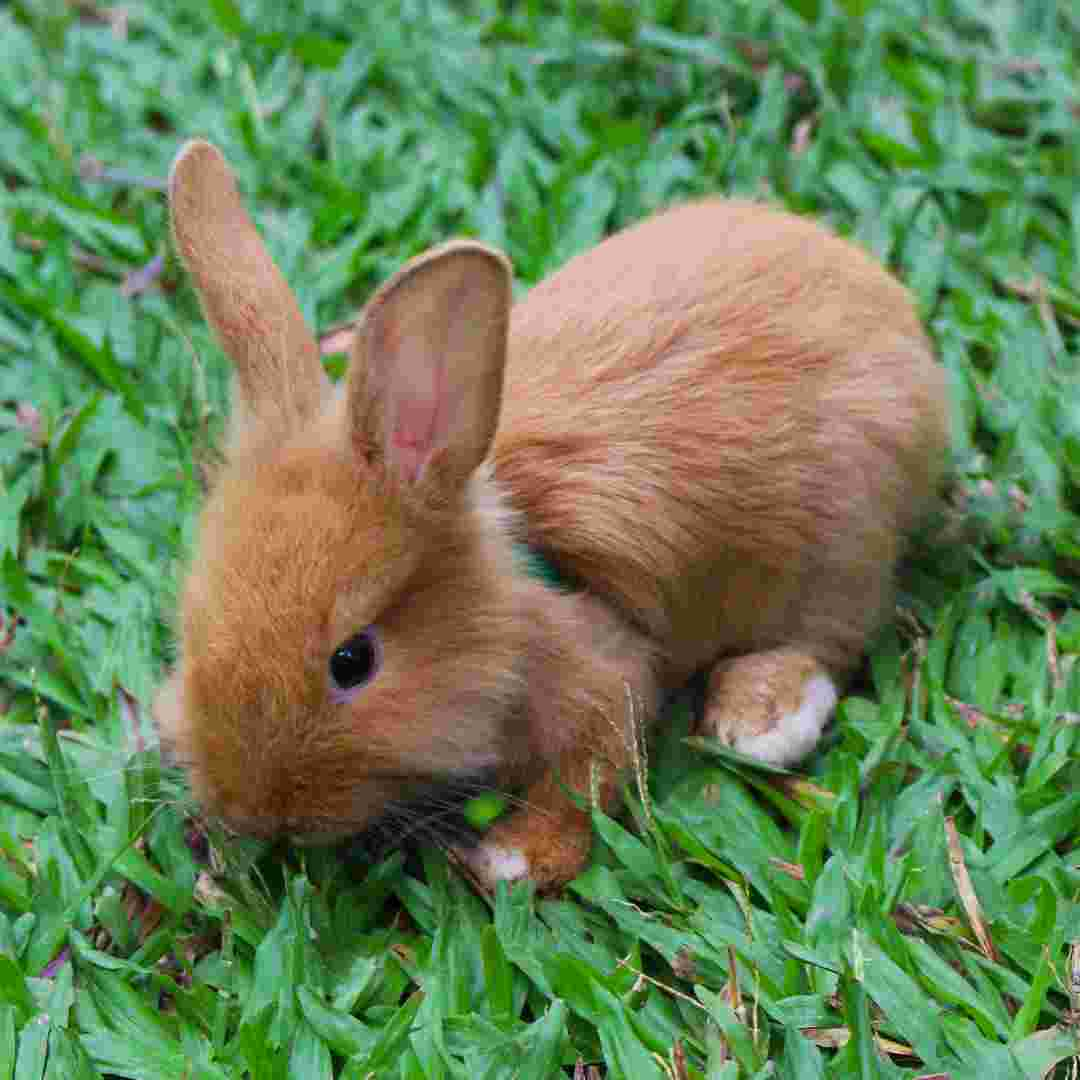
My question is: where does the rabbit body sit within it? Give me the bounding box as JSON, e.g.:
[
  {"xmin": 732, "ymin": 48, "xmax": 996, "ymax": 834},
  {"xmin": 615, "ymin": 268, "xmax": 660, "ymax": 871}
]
[
  {"xmin": 497, "ymin": 199, "xmax": 944, "ymax": 675},
  {"xmin": 157, "ymin": 142, "xmax": 949, "ymax": 889}
]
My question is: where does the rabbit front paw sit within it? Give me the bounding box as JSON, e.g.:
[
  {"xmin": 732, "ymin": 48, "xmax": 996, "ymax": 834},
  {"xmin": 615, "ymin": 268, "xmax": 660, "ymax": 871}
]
[{"xmin": 455, "ymin": 807, "xmax": 592, "ymax": 891}]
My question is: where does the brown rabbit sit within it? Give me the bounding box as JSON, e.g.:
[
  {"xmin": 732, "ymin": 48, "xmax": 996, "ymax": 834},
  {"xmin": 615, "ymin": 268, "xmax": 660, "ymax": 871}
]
[{"xmin": 155, "ymin": 140, "xmax": 949, "ymax": 889}]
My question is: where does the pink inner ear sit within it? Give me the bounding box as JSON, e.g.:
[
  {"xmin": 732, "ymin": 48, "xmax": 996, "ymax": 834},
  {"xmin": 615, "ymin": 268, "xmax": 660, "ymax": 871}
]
[
  {"xmin": 358, "ymin": 250, "xmax": 508, "ymax": 488},
  {"xmin": 390, "ymin": 389, "xmax": 442, "ymax": 484},
  {"xmin": 384, "ymin": 324, "xmax": 451, "ymax": 484}
]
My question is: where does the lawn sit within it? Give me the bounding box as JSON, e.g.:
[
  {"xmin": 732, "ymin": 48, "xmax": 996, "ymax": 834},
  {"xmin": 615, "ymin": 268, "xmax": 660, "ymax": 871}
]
[{"xmin": 1, "ymin": 0, "xmax": 1080, "ymax": 1076}]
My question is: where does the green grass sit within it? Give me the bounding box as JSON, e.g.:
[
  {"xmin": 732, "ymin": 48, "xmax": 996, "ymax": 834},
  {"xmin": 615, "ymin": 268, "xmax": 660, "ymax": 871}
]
[{"xmin": 1, "ymin": 0, "xmax": 1079, "ymax": 1076}]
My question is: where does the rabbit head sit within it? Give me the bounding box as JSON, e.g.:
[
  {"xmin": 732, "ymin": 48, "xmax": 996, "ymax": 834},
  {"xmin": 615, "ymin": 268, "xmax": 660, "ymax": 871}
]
[{"xmin": 155, "ymin": 141, "xmax": 528, "ymax": 842}]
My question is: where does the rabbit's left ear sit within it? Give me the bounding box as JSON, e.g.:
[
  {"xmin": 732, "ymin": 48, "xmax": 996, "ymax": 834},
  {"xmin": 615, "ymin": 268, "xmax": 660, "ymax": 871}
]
[
  {"xmin": 169, "ymin": 140, "xmax": 329, "ymax": 437},
  {"xmin": 346, "ymin": 241, "xmax": 512, "ymax": 493}
]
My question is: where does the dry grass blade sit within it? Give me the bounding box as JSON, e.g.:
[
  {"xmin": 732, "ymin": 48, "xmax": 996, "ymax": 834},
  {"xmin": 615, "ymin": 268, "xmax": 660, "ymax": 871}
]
[
  {"xmin": 16, "ymin": 232, "xmax": 126, "ymax": 279},
  {"xmin": 671, "ymin": 1037, "xmax": 689, "ymax": 1080},
  {"xmin": 79, "ymin": 155, "xmax": 165, "ymax": 190},
  {"xmin": 946, "ymin": 695, "xmax": 988, "ymax": 730},
  {"xmin": 893, "ymin": 903, "xmax": 966, "ymax": 937},
  {"xmin": 1017, "ymin": 590, "xmax": 1064, "ymax": 692},
  {"xmin": 726, "ymin": 944, "xmax": 741, "ymax": 1016},
  {"xmin": 122, "ymin": 254, "xmax": 166, "ymax": 298},
  {"xmin": 800, "ymin": 1026, "xmax": 917, "ymax": 1059},
  {"xmin": 614, "ymin": 956, "xmax": 707, "ymax": 1012},
  {"xmin": 768, "ymin": 856, "xmax": 806, "ymax": 880},
  {"xmin": 765, "ymin": 773, "xmax": 837, "ymax": 811},
  {"xmin": 945, "ymin": 816, "xmax": 999, "ymax": 963}
]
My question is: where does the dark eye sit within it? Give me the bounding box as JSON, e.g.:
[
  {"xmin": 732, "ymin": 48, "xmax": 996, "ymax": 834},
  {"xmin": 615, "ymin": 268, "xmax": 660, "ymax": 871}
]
[{"xmin": 329, "ymin": 628, "xmax": 381, "ymax": 694}]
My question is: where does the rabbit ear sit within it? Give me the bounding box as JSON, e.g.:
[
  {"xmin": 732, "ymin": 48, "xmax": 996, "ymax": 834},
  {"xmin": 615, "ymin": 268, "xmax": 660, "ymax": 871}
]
[
  {"xmin": 169, "ymin": 140, "xmax": 328, "ymax": 435},
  {"xmin": 347, "ymin": 242, "xmax": 512, "ymax": 491}
]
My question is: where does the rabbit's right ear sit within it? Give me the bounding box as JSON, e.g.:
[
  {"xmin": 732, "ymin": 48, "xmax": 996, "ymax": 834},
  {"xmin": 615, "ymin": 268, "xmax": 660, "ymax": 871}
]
[
  {"xmin": 347, "ymin": 242, "xmax": 512, "ymax": 494},
  {"xmin": 169, "ymin": 140, "xmax": 328, "ymax": 436}
]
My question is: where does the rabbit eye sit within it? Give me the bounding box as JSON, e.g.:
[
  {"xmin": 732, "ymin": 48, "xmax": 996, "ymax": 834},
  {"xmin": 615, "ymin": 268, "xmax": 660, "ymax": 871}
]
[{"xmin": 329, "ymin": 629, "xmax": 381, "ymax": 695}]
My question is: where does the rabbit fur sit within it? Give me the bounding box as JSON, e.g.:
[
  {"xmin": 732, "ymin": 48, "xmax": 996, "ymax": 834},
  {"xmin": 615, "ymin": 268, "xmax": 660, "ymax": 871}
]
[{"xmin": 155, "ymin": 140, "xmax": 949, "ymax": 889}]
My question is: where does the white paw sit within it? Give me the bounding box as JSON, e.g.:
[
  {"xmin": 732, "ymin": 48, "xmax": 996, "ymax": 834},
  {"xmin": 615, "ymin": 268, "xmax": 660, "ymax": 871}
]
[
  {"xmin": 734, "ymin": 673, "xmax": 837, "ymax": 766},
  {"xmin": 458, "ymin": 843, "xmax": 530, "ymax": 885}
]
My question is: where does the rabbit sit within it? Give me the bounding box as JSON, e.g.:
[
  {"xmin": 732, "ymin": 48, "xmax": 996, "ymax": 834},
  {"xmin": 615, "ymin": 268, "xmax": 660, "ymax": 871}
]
[{"xmin": 154, "ymin": 139, "xmax": 949, "ymax": 890}]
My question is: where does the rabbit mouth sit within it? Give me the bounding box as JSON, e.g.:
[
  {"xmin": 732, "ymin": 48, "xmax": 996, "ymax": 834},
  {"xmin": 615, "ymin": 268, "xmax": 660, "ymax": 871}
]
[{"xmin": 339, "ymin": 768, "xmax": 503, "ymax": 861}]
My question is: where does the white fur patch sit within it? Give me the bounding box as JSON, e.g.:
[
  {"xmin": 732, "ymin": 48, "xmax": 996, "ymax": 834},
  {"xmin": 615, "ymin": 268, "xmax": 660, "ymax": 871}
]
[
  {"xmin": 734, "ymin": 673, "xmax": 837, "ymax": 766},
  {"xmin": 469, "ymin": 462, "xmax": 521, "ymax": 540},
  {"xmin": 462, "ymin": 843, "xmax": 529, "ymax": 884}
]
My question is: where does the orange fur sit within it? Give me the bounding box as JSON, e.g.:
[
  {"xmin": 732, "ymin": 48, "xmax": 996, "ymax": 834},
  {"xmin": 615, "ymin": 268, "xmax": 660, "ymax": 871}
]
[
  {"xmin": 156, "ymin": 142, "xmax": 949, "ymax": 889},
  {"xmin": 496, "ymin": 200, "xmax": 947, "ymax": 673}
]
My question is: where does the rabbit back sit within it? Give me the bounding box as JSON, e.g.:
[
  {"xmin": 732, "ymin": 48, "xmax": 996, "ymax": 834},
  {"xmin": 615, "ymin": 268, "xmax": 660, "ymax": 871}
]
[{"xmin": 493, "ymin": 199, "xmax": 949, "ymax": 677}]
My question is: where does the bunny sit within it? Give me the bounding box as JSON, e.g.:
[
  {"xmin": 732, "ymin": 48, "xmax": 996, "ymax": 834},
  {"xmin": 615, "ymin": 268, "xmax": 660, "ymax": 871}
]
[{"xmin": 155, "ymin": 140, "xmax": 949, "ymax": 890}]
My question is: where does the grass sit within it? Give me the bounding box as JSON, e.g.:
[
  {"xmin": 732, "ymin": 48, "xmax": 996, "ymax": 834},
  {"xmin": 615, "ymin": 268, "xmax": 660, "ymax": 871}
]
[{"xmin": 1, "ymin": 0, "xmax": 1079, "ymax": 1076}]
